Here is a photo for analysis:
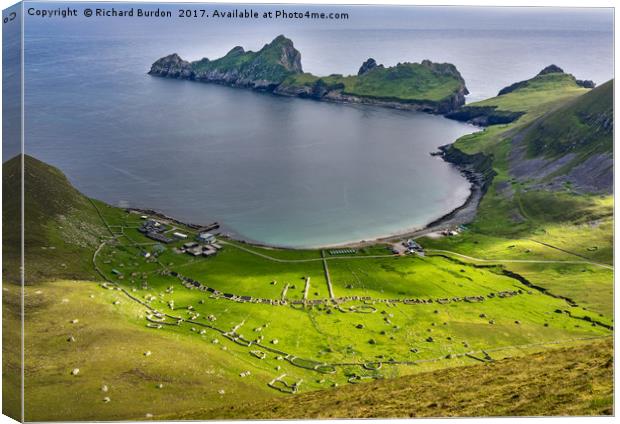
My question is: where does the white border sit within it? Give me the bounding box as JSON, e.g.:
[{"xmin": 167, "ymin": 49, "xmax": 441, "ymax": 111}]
[{"xmin": 0, "ymin": 2, "xmax": 616, "ymax": 424}]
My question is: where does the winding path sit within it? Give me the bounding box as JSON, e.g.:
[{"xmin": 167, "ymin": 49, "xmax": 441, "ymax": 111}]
[
  {"xmin": 426, "ymin": 249, "xmax": 613, "ymax": 270},
  {"xmin": 222, "ymin": 240, "xmax": 613, "ymax": 270}
]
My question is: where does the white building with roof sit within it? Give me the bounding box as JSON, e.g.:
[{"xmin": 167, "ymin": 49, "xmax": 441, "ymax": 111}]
[{"xmin": 197, "ymin": 232, "xmax": 216, "ymax": 244}]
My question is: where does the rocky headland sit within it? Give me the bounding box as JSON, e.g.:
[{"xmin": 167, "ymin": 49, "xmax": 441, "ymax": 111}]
[{"xmin": 149, "ymin": 35, "xmax": 469, "ymax": 114}]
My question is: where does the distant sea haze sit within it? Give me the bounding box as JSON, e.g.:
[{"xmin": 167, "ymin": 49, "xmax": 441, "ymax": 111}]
[{"xmin": 22, "ymin": 8, "xmax": 613, "ymax": 247}]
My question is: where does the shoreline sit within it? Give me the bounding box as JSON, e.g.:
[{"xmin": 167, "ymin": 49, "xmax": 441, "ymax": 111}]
[
  {"xmin": 127, "ymin": 144, "xmax": 490, "ymax": 251},
  {"xmin": 151, "ymin": 74, "xmax": 467, "ymax": 117},
  {"xmin": 329, "ymin": 151, "xmax": 489, "ymax": 249}
]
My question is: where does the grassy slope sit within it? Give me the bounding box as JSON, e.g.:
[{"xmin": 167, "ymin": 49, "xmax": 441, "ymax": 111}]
[
  {"xmin": 453, "ymin": 73, "xmax": 589, "ymax": 155},
  {"xmin": 2, "ymin": 155, "xmax": 23, "ymax": 420},
  {"xmin": 15, "ymin": 280, "xmax": 277, "ymax": 421},
  {"xmin": 2, "ymin": 155, "xmax": 21, "ymax": 284},
  {"xmin": 192, "ymin": 338, "xmax": 612, "ymax": 419},
  {"xmin": 3, "ymin": 154, "xmax": 107, "ymax": 283},
  {"xmin": 524, "ymin": 79, "xmax": 613, "ymax": 158},
  {"xmin": 283, "ymin": 62, "xmax": 463, "ymax": 102},
  {"xmin": 3, "ymin": 154, "xmax": 108, "ymax": 420},
  {"xmin": 473, "ymin": 72, "xmax": 587, "ymax": 113},
  {"xmin": 2, "ymin": 282, "xmax": 22, "ymax": 421},
  {"xmin": 193, "ymin": 47, "xmax": 256, "ymax": 73},
  {"xmin": 15, "ymin": 276, "xmax": 610, "ymax": 421},
  {"xmin": 421, "ymin": 72, "xmax": 613, "ymax": 318},
  {"xmin": 192, "ymin": 35, "xmax": 296, "ymax": 83}
]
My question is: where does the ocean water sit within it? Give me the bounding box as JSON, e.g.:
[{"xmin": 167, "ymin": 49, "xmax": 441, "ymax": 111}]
[{"xmin": 20, "ymin": 4, "xmax": 613, "ymax": 247}]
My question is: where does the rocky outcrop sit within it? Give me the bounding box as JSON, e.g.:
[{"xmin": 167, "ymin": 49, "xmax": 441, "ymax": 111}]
[
  {"xmin": 438, "ymin": 144, "xmax": 496, "ymax": 193},
  {"xmin": 537, "ymin": 64, "xmax": 564, "ymax": 75},
  {"xmin": 273, "ymin": 78, "xmax": 345, "ymax": 100},
  {"xmin": 149, "ymin": 53, "xmax": 194, "ymax": 79},
  {"xmin": 576, "ymin": 79, "xmax": 596, "ymax": 89},
  {"xmin": 358, "ymin": 58, "xmax": 382, "ymax": 75},
  {"xmin": 508, "ymin": 138, "xmax": 613, "ymax": 195},
  {"xmin": 274, "ymin": 36, "xmax": 303, "ymax": 73}
]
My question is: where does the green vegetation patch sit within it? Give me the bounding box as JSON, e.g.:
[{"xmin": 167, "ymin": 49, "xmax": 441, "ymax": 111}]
[
  {"xmin": 191, "ymin": 35, "xmax": 300, "ymax": 84},
  {"xmin": 284, "ymin": 61, "xmax": 464, "ymax": 102},
  {"xmin": 472, "ymin": 72, "xmax": 588, "ymax": 113},
  {"xmin": 3, "ymin": 155, "xmax": 108, "ymax": 283}
]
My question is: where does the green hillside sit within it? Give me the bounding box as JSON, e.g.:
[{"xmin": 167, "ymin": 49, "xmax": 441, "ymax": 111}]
[
  {"xmin": 524, "ymin": 80, "xmax": 613, "ymax": 158},
  {"xmin": 445, "ymin": 68, "xmax": 612, "ymax": 187},
  {"xmin": 2, "ymin": 155, "xmax": 21, "ymax": 284},
  {"xmin": 476, "ymin": 69, "xmax": 589, "ymax": 112},
  {"xmin": 11, "ymin": 279, "xmax": 278, "ymax": 421},
  {"xmin": 2, "ymin": 154, "xmax": 107, "ymax": 283}
]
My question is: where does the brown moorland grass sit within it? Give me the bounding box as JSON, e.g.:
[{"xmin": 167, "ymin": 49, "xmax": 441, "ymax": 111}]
[{"xmin": 180, "ymin": 338, "xmax": 613, "ymax": 419}]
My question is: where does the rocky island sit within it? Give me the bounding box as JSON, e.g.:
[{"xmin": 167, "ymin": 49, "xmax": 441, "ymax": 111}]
[{"xmin": 148, "ymin": 35, "xmax": 469, "ymax": 114}]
